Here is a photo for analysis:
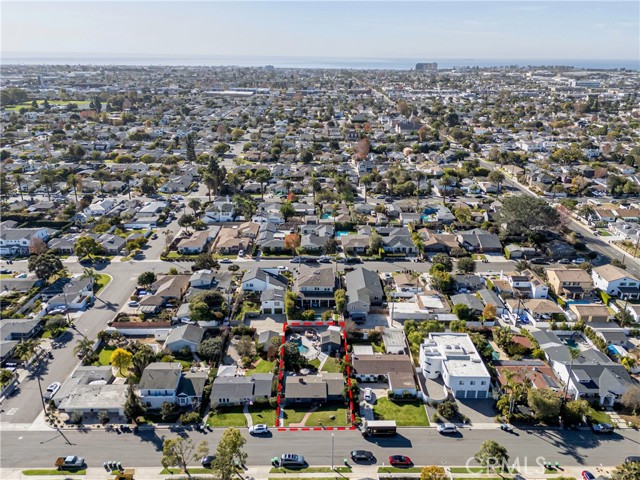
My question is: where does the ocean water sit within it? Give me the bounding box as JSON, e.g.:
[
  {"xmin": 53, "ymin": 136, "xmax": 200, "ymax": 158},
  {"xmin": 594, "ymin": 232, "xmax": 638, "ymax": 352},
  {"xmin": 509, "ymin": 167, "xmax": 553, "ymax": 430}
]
[{"xmin": 2, "ymin": 53, "xmax": 638, "ymax": 70}]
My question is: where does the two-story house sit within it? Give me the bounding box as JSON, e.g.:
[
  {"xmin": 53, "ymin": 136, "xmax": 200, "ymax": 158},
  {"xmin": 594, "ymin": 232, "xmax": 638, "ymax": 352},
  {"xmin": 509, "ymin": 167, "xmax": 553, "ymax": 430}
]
[
  {"xmin": 345, "ymin": 267, "xmax": 384, "ymax": 322},
  {"xmin": 592, "ymin": 265, "xmax": 640, "ymax": 300},
  {"xmin": 547, "ymin": 268, "xmax": 594, "ymax": 300},
  {"xmin": 295, "ymin": 264, "xmax": 337, "ymax": 309},
  {"xmin": 138, "ymin": 362, "xmax": 207, "ymax": 409},
  {"xmin": 497, "ymin": 270, "xmax": 548, "ymax": 299},
  {"xmin": 241, "ymin": 268, "xmax": 288, "ymax": 292},
  {"xmin": 202, "ymin": 197, "xmax": 236, "ymax": 224},
  {"xmin": 0, "ymin": 221, "xmax": 52, "ymax": 256}
]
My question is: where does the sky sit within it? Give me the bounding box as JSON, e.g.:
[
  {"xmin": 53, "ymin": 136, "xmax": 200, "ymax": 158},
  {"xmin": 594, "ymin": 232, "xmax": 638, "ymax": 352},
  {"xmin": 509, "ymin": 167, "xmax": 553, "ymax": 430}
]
[{"xmin": 1, "ymin": 1, "xmax": 639, "ymax": 61}]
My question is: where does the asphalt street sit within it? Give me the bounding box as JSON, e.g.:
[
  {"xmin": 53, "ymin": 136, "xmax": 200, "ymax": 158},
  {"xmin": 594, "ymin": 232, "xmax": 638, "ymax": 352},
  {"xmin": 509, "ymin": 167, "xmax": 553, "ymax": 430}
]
[{"xmin": 0, "ymin": 426, "xmax": 638, "ymax": 469}]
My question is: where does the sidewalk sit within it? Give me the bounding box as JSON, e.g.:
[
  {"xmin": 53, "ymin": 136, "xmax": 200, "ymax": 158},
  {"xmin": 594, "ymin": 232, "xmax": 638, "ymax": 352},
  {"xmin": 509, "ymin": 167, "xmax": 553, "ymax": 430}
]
[{"xmin": 0, "ymin": 464, "xmax": 617, "ymax": 480}]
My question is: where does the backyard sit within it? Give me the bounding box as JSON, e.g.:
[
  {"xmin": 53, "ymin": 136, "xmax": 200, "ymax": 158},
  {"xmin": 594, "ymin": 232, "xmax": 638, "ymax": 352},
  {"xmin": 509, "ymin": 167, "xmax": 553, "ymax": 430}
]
[
  {"xmin": 246, "ymin": 359, "xmax": 275, "ymax": 375},
  {"xmin": 284, "ymin": 404, "xmax": 349, "ymax": 427},
  {"xmin": 373, "ymin": 398, "xmax": 430, "ymax": 426},
  {"xmin": 320, "ymin": 358, "xmax": 342, "ymax": 373}
]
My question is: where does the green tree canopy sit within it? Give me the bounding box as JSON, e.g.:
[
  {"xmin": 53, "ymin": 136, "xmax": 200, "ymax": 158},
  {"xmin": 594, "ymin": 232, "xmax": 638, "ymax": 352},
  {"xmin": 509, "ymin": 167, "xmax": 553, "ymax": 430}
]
[{"xmin": 497, "ymin": 195, "xmax": 559, "ymax": 236}]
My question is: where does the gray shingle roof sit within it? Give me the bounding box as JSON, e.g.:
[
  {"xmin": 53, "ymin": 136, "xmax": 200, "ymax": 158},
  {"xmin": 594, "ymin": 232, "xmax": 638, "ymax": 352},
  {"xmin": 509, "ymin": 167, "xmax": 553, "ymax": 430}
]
[{"xmin": 138, "ymin": 362, "xmax": 182, "ymax": 390}]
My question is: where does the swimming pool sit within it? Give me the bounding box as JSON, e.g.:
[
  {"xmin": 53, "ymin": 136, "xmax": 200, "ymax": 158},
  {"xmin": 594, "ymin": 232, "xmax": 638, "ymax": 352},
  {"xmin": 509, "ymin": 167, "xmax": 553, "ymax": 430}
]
[
  {"xmin": 298, "ymin": 345, "xmax": 309, "ymax": 354},
  {"xmin": 336, "ymin": 231, "xmax": 350, "ymax": 237},
  {"xmin": 321, "ymin": 213, "xmax": 332, "ymax": 219},
  {"xmin": 563, "ymin": 338, "xmax": 578, "ymax": 349}
]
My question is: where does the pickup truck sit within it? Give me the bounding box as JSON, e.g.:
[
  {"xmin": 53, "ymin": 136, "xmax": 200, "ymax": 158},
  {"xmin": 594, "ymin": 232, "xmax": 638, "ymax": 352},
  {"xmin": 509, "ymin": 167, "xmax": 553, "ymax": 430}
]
[{"xmin": 55, "ymin": 456, "xmax": 85, "ymax": 470}]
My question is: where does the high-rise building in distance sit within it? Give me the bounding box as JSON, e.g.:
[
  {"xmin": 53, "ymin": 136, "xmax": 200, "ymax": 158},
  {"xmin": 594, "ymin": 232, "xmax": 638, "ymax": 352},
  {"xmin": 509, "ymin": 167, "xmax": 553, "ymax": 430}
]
[{"xmin": 415, "ymin": 62, "xmax": 438, "ymax": 71}]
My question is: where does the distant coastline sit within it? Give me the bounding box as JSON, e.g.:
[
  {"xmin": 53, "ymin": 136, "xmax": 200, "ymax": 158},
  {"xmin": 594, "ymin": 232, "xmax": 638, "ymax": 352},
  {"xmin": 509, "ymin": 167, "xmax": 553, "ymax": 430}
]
[{"xmin": 1, "ymin": 53, "xmax": 638, "ymax": 70}]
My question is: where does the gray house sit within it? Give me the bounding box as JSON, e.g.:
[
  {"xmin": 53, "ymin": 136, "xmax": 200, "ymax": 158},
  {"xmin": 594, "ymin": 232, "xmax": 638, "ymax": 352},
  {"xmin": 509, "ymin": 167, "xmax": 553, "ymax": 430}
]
[
  {"xmin": 210, "ymin": 373, "xmax": 274, "ymax": 406},
  {"xmin": 283, "ymin": 373, "xmax": 344, "ymax": 404},
  {"xmin": 163, "ymin": 325, "xmax": 205, "ymax": 353},
  {"xmin": 345, "ymin": 268, "xmax": 384, "ymax": 321}
]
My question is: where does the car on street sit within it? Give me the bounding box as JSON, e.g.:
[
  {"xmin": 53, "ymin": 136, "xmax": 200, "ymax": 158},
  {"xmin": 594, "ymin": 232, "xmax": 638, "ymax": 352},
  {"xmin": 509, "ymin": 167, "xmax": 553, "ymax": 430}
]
[
  {"xmin": 201, "ymin": 456, "xmax": 215, "ymax": 467},
  {"xmin": 277, "ymin": 266, "xmax": 288, "ymax": 271},
  {"xmin": 128, "ymin": 301, "xmax": 139, "ymax": 307},
  {"xmin": 219, "ymin": 258, "xmax": 232, "ymax": 264},
  {"xmin": 45, "ymin": 382, "xmax": 61, "ymax": 399},
  {"xmin": 437, "ymin": 423, "xmax": 458, "ymax": 434},
  {"xmin": 573, "ymin": 257, "xmax": 586, "ymax": 264},
  {"xmin": 350, "ymin": 450, "xmax": 375, "ymax": 462},
  {"xmin": 582, "ymin": 471, "xmax": 595, "ymax": 480},
  {"xmin": 363, "ymin": 388, "xmax": 374, "ymax": 403},
  {"xmin": 249, "ymin": 424, "xmax": 269, "ymax": 435},
  {"xmin": 290, "ymin": 257, "xmax": 303, "ymax": 263},
  {"xmin": 530, "ymin": 257, "xmax": 550, "ymax": 265},
  {"xmin": 280, "ymin": 454, "xmax": 305, "ymax": 467},
  {"xmin": 0, "ymin": 268, "xmax": 12, "ymax": 274},
  {"xmin": 318, "ymin": 257, "xmax": 332, "ymax": 264},
  {"xmin": 558, "ymin": 259, "xmax": 571, "ymax": 264},
  {"xmin": 388, "ymin": 455, "xmax": 412, "ymax": 467},
  {"xmin": 591, "ymin": 423, "xmax": 614, "ymax": 434}
]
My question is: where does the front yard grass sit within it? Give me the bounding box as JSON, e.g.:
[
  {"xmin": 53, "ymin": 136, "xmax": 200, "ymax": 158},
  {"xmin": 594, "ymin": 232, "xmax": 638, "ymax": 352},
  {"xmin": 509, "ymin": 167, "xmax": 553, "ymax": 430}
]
[
  {"xmin": 207, "ymin": 405, "xmax": 275, "ymax": 427},
  {"xmin": 587, "ymin": 407, "xmax": 612, "ymax": 425},
  {"xmin": 270, "ymin": 467, "xmax": 351, "ymax": 473},
  {"xmin": 94, "ymin": 274, "xmax": 111, "ymax": 294},
  {"xmin": 373, "ymin": 398, "xmax": 429, "ymax": 426},
  {"xmin": 306, "ymin": 405, "xmax": 349, "ymax": 427},
  {"xmin": 96, "ymin": 347, "xmax": 116, "ymax": 366},
  {"xmin": 377, "ymin": 467, "xmax": 423, "ymax": 473},
  {"xmin": 250, "ymin": 405, "xmax": 276, "ymax": 426}
]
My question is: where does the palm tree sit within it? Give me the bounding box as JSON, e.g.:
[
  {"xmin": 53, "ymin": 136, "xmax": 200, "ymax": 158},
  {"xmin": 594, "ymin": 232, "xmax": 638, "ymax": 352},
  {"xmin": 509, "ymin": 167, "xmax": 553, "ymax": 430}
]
[
  {"xmin": 13, "ymin": 338, "xmax": 43, "ymax": 362},
  {"xmin": 66, "ymin": 174, "xmax": 81, "ymax": 202},
  {"xmin": 414, "ymin": 171, "xmax": 425, "ymax": 213},
  {"xmin": 488, "ymin": 170, "xmax": 505, "ymax": 195},
  {"xmin": 203, "ymin": 173, "xmax": 216, "ymax": 202},
  {"xmin": 39, "ymin": 170, "xmax": 56, "ymax": 200},
  {"xmin": 255, "ymin": 168, "xmax": 271, "ymax": 201},
  {"xmin": 561, "ymin": 347, "xmax": 582, "ymax": 413},
  {"xmin": 73, "ymin": 337, "xmax": 95, "ymax": 361},
  {"xmin": 81, "ymin": 267, "xmax": 100, "ymax": 297},
  {"xmin": 188, "ymin": 199, "xmax": 201, "ymax": 214},
  {"xmin": 13, "ymin": 173, "xmax": 24, "ymax": 201},
  {"xmin": 310, "ymin": 173, "xmax": 321, "ymax": 204},
  {"xmin": 121, "ymin": 170, "xmax": 134, "ymax": 199}
]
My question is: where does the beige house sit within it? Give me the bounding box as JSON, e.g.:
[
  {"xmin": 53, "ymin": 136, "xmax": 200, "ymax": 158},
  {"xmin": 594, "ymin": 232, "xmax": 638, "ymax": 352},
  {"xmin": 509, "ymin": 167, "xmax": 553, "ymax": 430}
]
[
  {"xmin": 569, "ymin": 304, "xmax": 611, "ymax": 323},
  {"xmin": 547, "ymin": 268, "xmax": 594, "ymax": 299}
]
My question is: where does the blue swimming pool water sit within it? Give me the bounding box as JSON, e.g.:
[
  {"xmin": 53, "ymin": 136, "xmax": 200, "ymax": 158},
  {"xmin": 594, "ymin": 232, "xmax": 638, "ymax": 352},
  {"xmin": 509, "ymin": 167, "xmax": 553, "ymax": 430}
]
[
  {"xmin": 336, "ymin": 231, "xmax": 350, "ymax": 237},
  {"xmin": 321, "ymin": 213, "xmax": 331, "ymax": 219},
  {"xmin": 298, "ymin": 345, "xmax": 309, "ymax": 354},
  {"xmin": 563, "ymin": 338, "xmax": 578, "ymax": 349}
]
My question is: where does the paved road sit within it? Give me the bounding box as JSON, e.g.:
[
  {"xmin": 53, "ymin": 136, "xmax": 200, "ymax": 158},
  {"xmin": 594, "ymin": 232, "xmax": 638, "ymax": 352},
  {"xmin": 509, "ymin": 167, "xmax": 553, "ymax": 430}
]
[{"xmin": 0, "ymin": 426, "xmax": 637, "ymax": 469}]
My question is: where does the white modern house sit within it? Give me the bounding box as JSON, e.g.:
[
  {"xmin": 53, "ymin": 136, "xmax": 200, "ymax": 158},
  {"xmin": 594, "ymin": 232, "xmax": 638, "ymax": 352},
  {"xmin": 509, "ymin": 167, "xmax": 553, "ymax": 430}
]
[
  {"xmin": 592, "ymin": 265, "xmax": 640, "ymax": 300},
  {"xmin": 419, "ymin": 333, "xmax": 491, "ymax": 399}
]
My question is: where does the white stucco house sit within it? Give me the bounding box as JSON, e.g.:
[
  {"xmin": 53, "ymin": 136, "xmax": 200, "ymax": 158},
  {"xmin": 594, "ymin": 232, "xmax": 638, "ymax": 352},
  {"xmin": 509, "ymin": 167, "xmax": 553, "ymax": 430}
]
[{"xmin": 592, "ymin": 265, "xmax": 640, "ymax": 300}]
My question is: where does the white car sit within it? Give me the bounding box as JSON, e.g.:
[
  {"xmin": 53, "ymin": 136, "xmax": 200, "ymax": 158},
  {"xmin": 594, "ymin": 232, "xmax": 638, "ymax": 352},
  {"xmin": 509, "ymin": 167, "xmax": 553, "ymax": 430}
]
[
  {"xmin": 249, "ymin": 424, "xmax": 269, "ymax": 435},
  {"xmin": 45, "ymin": 382, "xmax": 61, "ymax": 399},
  {"xmin": 363, "ymin": 388, "xmax": 374, "ymax": 403},
  {"xmin": 437, "ymin": 423, "xmax": 458, "ymax": 434},
  {"xmin": 277, "ymin": 266, "xmax": 288, "ymax": 271}
]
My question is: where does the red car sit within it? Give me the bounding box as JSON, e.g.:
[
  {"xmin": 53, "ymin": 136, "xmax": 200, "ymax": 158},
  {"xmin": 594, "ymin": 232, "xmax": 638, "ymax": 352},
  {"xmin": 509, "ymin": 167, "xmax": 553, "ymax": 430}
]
[
  {"xmin": 389, "ymin": 455, "xmax": 412, "ymax": 467},
  {"xmin": 582, "ymin": 471, "xmax": 595, "ymax": 480}
]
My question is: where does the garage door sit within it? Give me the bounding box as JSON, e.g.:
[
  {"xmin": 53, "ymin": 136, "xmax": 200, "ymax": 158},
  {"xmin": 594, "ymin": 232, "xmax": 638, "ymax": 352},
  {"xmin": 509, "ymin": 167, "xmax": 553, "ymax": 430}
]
[
  {"xmin": 455, "ymin": 390, "xmax": 466, "ymax": 399},
  {"xmin": 466, "ymin": 390, "xmax": 476, "ymax": 399},
  {"xmin": 477, "ymin": 391, "xmax": 488, "ymax": 399},
  {"xmin": 263, "ymin": 308, "xmax": 272, "ymax": 314},
  {"xmin": 274, "ymin": 308, "xmax": 283, "ymax": 314}
]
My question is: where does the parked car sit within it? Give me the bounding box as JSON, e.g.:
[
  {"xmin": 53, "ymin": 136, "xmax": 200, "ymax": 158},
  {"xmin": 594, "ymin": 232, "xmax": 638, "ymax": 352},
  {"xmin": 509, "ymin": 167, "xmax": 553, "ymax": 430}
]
[
  {"xmin": 128, "ymin": 301, "xmax": 139, "ymax": 308},
  {"xmin": 238, "ymin": 250, "xmax": 245, "ymax": 258},
  {"xmin": 388, "ymin": 455, "xmax": 412, "ymax": 467},
  {"xmin": 219, "ymin": 258, "xmax": 232, "ymax": 264},
  {"xmin": 277, "ymin": 266, "xmax": 288, "ymax": 271},
  {"xmin": 573, "ymin": 257, "xmax": 586, "ymax": 264},
  {"xmin": 344, "ymin": 266, "xmax": 355, "ymax": 272},
  {"xmin": 582, "ymin": 471, "xmax": 595, "ymax": 480},
  {"xmin": 290, "ymin": 257, "xmax": 303, "ymax": 263},
  {"xmin": 437, "ymin": 423, "xmax": 458, "ymax": 434},
  {"xmin": 625, "ymin": 456, "xmax": 640, "ymax": 463},
  {"xmin": 558, "ymin": 259, "xmax": 571, "ymax": 264},
  {"xmin": 0, "ymin": 268, "xmax": 12, "ymax": 274},
  {"xmin": 280, "ymin": 454, "xmax": 305, "ymax": 467},
  {"xmin": 249, "ymin": 424, "xmax": 269, "ymax": 435},
  {"xmin": 350, "ymin": 450, "xmax": 375, "ymax": 462},
  {"xmin": 592, "ymin": 423, "xmax": 614, "ymax": 434},
  {"xmin": 45, "ymin": 382, "xmax": 61, "ymax": 399},
  {"xmin": 530, "ymin": 258, "xmax": 550, "ymax": 265},
  {"xmin": 318, "ymin": 256, "xmax": 332, "ymax": 264},
  {"xmin": 201, "ymin": 455, "xmax": 215, "ymax": 467},
  {"xmin": 345, "ymin": 257, "xmax": 362, "ymax": 264},
  {"xmin": 363, "ymin": 388, "xmax": 373, "ymax": 403},
  {"xmin": 55, "ymin": 456, "xmax": 85, "ymax": 470}
]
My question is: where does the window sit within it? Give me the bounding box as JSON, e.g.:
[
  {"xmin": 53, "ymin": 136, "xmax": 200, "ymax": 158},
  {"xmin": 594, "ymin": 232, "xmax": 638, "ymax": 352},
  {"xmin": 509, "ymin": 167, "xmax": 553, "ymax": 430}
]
[
  {"xmin": 459, "ymin": 381, "xmax": 464, "ymax": 385},
  {"xmin": 470, "ymin": 381, "xmax": 475, "ymax": 385},
  {"xmin": 481, "ymin": 381, "xmax": 486, "ymax": 385}
]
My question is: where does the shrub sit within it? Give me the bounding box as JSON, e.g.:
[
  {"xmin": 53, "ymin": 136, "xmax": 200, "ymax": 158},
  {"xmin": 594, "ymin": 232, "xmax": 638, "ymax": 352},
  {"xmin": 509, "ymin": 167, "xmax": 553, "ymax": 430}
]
[
  {"xmin": 179, "ymin": 412, "xmax": 201, "ymax": 425},
  {"xmin": 437, "ymin": 401, "xmax": 459, "ymax": 420},
  {"xmin": 70, "ymin": 411, "xmax": 84, "ymax": 424}
]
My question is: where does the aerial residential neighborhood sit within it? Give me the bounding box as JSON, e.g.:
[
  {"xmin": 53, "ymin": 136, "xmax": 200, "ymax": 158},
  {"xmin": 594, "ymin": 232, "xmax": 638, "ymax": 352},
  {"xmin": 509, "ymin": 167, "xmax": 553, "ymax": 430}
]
[{"xmin": 0, "ymin": 3, "xmax": 639, "ymax": 478}]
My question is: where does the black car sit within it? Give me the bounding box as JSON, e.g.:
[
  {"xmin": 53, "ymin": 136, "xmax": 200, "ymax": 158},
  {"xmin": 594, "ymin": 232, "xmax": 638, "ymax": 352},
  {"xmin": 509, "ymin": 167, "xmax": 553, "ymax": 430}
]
[
  {"xmin": 591, "ymin": 423, "xmax": 614, "ymax": 434},
  {"xmin": 350, "ymin": 450, "xmax": 375, "ymax": 462},
  {"xmin": 530, "ymin": 258, "xmax": 550, "ymax": 265},
  {"xmin": 345, "ymin": 257, "xmax": 362, "ymax": 264},
  {"xmin": 201, "ymin": 456, "xmax": 215, "ymax": 468}
]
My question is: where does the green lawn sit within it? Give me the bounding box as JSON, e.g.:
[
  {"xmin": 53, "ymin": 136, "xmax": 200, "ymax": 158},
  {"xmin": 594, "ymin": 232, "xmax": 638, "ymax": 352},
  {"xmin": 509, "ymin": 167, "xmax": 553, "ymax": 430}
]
[
  {"xmin": 246, "ymin": 359, "xmax": 275, "ymax": 374},
  {"xmin": 97, "ymin": 347, "xmax": 116, "ymax": 366},
  {"xmin": 306, "ymin": 406, "xmax": 349, "ymax": 427},
  {"xmin": 321, "ymin": 359, "xmax": 342, "ymax": 373},
  {"xmin": 373, "ymin": 398, "xmax": 429, "ymax": 426},
  {"xmin": 236, "ymin": 301, "xmax": 260, "ymax": 320},
  {"xmin": 0, "ymin": 274, "xmax": 14, "ymax": 279},
  {"xmin": 587, "ymin": 407, "xmax": 613, "ymax": 425},
  {"xmin": 94, "ymin": 274, "xmax": 111, "ymax": 294},
  {"xmin": 377, "ymin": 467, "xmax": 423, "ymax": 473},
  {"xmin": 597, "ymin": 229, "xmax": 611, "ymax": 237},
  {"xmin": 208, "ymin": 405, "xmax": 275, "ymax": 427},
  {"xmin": 308, "ymin": 358, "xmax": 321, "ymax": 369},
  {"xmin": 450, "ymin": 467, "xmax": 518, "ymax": 474},
  {"xmin": 270, "ymin": 467, "xmax": 351, "ymax": 473},
  {"xmin": 160, "ymin": 467, "xmax": 213, "ymax": 474},
  {"xmin": 22, "ymin": 469, "xmax": 86, "ymax": 475}
]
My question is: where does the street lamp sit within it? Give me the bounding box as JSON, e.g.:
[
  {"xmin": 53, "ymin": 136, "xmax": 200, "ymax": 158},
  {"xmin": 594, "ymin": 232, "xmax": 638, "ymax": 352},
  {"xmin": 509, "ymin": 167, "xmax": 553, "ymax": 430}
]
[{"xmin": 331, "ymin": 433, "xmax": 335, "ymax": 471}]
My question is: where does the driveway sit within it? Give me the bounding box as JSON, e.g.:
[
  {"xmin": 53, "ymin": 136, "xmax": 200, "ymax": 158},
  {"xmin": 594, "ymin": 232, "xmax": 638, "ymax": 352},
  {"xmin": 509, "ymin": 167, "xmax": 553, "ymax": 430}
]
[
  {"xmin": 358, "ymin": 382, "xmax": 388, "ymax": 421},
  {"xmin": 455, "ymin": 398, "xmax": 498, "ymax": 425}
]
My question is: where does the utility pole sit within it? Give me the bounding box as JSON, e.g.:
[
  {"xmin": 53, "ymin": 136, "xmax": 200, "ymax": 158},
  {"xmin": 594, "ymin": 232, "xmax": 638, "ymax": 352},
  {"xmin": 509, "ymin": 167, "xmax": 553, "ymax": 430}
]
[{"xmin": 331, "ymin": 433, "xmax": 335, "ymax": 471}]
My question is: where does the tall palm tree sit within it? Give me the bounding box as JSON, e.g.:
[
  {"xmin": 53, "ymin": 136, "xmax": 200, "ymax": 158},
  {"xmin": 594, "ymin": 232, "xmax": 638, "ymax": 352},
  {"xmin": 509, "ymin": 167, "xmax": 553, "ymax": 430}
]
[
  {"xmin": 561, "ymin": 347, "xmax": 582, "ymax": 413},
  {"xmin": 73, "ymin": 337, "xmax": 95, "ymax": 361},
  {"xmin": 39, "ymin": 170, "xmax": 56, "ymax": 201},
  {"xmin": 414, "ymin": 171, "xmax": 425, "ymax": 213},
  {"xmin": 13, "ymin": 338, "xmax": 43, "ymax": 362},
  {"xmin": 66, "ymin": 173, "xmax": 81, "ymax": 202},
  {"xmin": 121, "ymin": 170, "xmax": 134, "ymax": 199},
  {"xmin": 13, "ymin": 173, "xmax": 24, "ymax": 201}
]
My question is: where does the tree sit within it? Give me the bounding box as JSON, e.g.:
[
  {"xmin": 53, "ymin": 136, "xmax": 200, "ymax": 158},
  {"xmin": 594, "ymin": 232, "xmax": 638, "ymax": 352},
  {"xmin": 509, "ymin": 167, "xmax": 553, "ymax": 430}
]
[
  {"xmin": 420, "ymin": 466, "xmax": 447, "ymax": 480},
  {"xmin": 280, "ymin": 202, "xmax": 296, "ymax": 221},
  {"xmin": 456, "ymin": 257, "xmax": 476, "ymax": 273},
  {"xmin": 498, "ymin": 195, "xmax": 560, "ymax": 236},
  {"xmin": 140, "ymin": 176, "xmax": 158, "ymax": 195},
  {"xmin": 160, "ymin": 401, "xmax": 177, "ymax": 422},
  {"xmin": 0, "ymin": 369, "xmax": 14, "ymax": 386},
  {"xmin": 74, "ymin": 236, "xmax": 104, "ymax": 259},
  {"xmin": 193, "ymin": 253, "xmax": 219, "ymax": 271},
  {"xmin": 369, "ymin": 232, "xmax": 383, "ymax": 256},
  {"xmin": 13, "ymin": 338, "xmax": 42, "ymax": 361},
  {"xmin": 284, "ymin": 232, "xmax": 301, "ymax": 252},
  {"xmin": 185, "ymin": 133, "xmax": 197, "ymax": 163},
  {"xmin": 334, "ymin": 289, "xmax": 346, "ymax": 312},
  {"xmin": 73, "ymin": 337, "xmax": 94, "ymax": 360},
  {"xmin": 212, "ymin": 427, "xmax": 247, "ymax": 480},
  {"xmin": 162, "ymin": 437, "xmax": 209, "ymax": 478},
  {"xmin": 431, "ymin": 253, "xmax": 453, "ymax": 272},
  {"xmin": 189, "ymin": 291, "xmax": 227, "ymax": 323},
  {"xmin": 482, "ymin": 304, "xmax": 497, "ymax": 321},
  {"xmin": 29, "ymin": 237, "xmax": 48, "ymax": 255},
  {"xmin": 611, "ymin": 461, "xmax": 640, "ymax": 480},
  {"xmin": 255, "ymin": 168, "xmax": 272, "ymax": 200},
  {"xmin": 27, "ymin": 252, "xmax": 64, "ymax": 282},
  {"xmin": 621, "ymin": 385, "xmax": 640, "ymax": 415},
  {"xmin": 488, "ymin": 170, "xmax": 505, "ymax": 193},
  {"xmin": 453, "ymin": 304, "xmax": 470, "ymax": 321},
  {"xmin": 124, "ymin": 381, "xmax": 146, "ymax": 422},
  {"xmin": 188, "ymin": 198, "xmax": 201, "ymax": 214},
  {"xmin": 562, "ymin": 399, "xmax": 589, "ymax": 426},
  {"xmin": 214, "ymin": 143, "xmax": 230, "ymax": 156},
  {"xmin": 110, "ymin": 348, "xmax": 133, "ymax": 376},
  {"xmin": 137, "ymin": 271, "xmax": 156, "ymax": 288},
  {"xmin": 527, "ymin": 387, "xmax": 561, "ymax": 422},
  {"xmin": 197, "ymin": 337, "xmax": 224, "ymax": 362},
  {"xmin": 430, "ymin": 270, "xmax": 451, "ymax": 292},
  {"xmin": 13, "ymin": 173, "xmax": 24, "ymax": 201},
  {"xmin": 178, "ymin": 213, "xmax": 196, "ymax": 232},
  {"xmin": 282, "ymin": 341, "xmax": 304, "ymax": 371},
  {"xmin": 132, "ymin": 344, "xmax": 156, "ymax": 375},
  {"xmin": 474, "ymin": 440, "xmax": 509, "ymax": 471},
  {"xmin": 323, "ymin": 238, "xmax": 338, "ymax": 255},
  {"xmin": 236, "ymin": 336, "xmax": 255, "ymax": 358}
]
